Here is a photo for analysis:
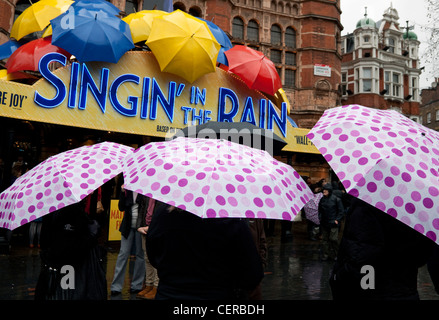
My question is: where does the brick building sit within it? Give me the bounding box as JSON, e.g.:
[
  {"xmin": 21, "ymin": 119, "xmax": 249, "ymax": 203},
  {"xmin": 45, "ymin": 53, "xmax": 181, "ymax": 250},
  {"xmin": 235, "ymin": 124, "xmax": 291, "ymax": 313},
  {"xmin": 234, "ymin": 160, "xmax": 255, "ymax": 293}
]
[
  {"xmin": 0, "ymin": 0, "xmax": 342, "ymax": 184},
  {"xmin": 1, "ymin": 0, "xmax": 343, "ymax": 129},
  {"xmin": 340, "ymin": 5, "xmax": 422, "ymax": 122},
  {"xmin": 420, "ymin": 80, "xmax": 439, "ymax": 131}
]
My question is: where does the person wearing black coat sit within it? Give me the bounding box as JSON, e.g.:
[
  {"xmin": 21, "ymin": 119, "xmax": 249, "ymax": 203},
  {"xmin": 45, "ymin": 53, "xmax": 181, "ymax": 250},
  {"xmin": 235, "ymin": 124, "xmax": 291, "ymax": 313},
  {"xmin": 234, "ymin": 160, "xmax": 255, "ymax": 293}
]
[
  {"xmin": 35, "ymin": 202, "xmax": 107, "ymax": 300},
  {"xmin": 145, "ymin": 204, "xmax": 264, "ymax": 300},
  {"xmin": 330, "ymin": 198, "xmax": 438, "ymax": 300},
  {"xmin": 318, "ymin": 183, "xmax": 344, "ymax": 260}
]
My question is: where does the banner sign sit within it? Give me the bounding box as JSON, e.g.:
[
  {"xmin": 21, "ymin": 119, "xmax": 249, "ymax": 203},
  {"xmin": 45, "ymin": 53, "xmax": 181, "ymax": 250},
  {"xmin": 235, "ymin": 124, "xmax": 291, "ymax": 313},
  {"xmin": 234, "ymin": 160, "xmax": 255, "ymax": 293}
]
[
  {"xmin": 0, "ymin": 51, "xmax": 319, "ymax": 154},
  {"xmin": 108, "ymin": 199, "xmax": 123, "ymax": 241}
]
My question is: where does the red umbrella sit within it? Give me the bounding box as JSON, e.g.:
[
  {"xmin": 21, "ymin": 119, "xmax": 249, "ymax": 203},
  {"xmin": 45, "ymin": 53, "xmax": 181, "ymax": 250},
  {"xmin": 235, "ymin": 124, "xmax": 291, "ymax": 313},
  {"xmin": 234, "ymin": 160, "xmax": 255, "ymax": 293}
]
[
  {"xmin": 224, "ymin": 45, "xmax": 282, "ymax": 95},
  {"xmin": 5, "ymin": 36, "xmax": 71, "ymax": 73}
]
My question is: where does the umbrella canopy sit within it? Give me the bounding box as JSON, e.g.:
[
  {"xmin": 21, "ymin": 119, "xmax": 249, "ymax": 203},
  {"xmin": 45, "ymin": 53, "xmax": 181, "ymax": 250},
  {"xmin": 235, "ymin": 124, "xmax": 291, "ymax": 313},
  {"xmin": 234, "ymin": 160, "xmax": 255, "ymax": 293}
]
[
  {"xmin": 224, "ymin": 45, "xmax": 282, "ymax": 96},
  {"xmin": 122, "ymin": 137, "xmax": 313, "ymax": 221},
  {"xmin": 303, "ymin": 192, "xmax": 323, "ymax": 225},
  {"xmin": 5, "ymin": 36, "xmax": 71, "ymax": 73},
  {"xmin": 0, "ymin": 142, "xmax": 133, "ymax": 230},
  {"xmin": 70, "ymin": 0, "xmax": 120, "ymax": 16},
  {"xmin": 0, "ymin": 40, "xmax": 20, "ymax": 60},
  {"xmin": 307, "ymin": 104, "xmax": 439, "ymax": 243},
  {"xmin": 122, "ymin": 10, "xmax": 167, "ymax": 44},
  {"xmin": 197, "ymin": 18, "xmax": 232, "ymax": 66},
  {"xmin": 10, "ymin": 0, "xmax": 74, "ymax": 41},
  {"xmin": 51, "ymin": 9, "xmax": 134, "ymax": 63},
  {"xmin": 174, "ymin": 121, "xmax": 287, "ymax": 155},
  {"xmin": 146, "ymin": 10, "xmax": 221, "ymax": 83},
  {"xmin": 41, "ymin": 0, "xmax": 121, "ymax": 38}
]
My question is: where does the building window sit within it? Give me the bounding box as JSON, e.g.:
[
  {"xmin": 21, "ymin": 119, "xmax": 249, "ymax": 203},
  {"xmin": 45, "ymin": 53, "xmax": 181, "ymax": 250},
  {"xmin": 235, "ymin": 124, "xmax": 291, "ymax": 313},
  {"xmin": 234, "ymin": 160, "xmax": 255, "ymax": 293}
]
[
  {"xmin": 427, "ymin": 112, "xmax": 432, "ymax": 124},
  {"xmin": 270, "ymin": 49, "xmax": 281, "ymax": 64},
  {"xmin": 392, "ymin": 73, "xmax": 401, "ymax": 98},
  {"xmin": 276, "ymin": 67, "xmax": 282, "ymax": 80},
  {"xmin": 125, "ymin": 0, "xmax": 138, "ymax": 14},
  {"xmin": 384, "ymin": 71, "xmax": 391, "ymax": 95},
  {"xmin": 285, "ymin": 27, "xmax": 296, "ymax": 48},
  {"xmin": 188, "ymin": 7, "xmax": 202, "ymax": 17},
  {"xmin": 285, "ymin": 69, "xmax": 295, "ymax": 87},
  {"xmin": 341, "ymin": 72, "xmax": 347, "ymax": 95},
  {"xmin": 247, "ymin": 20, "xmax": 259, "ymax": 42},
  {"xmin": 232, "ymin": 17, "xmax": 244, "ymax": 39},
  {"xmin": 384, "ymin": 71, "xmax": 401, "ymax": 98},
  {"xmin": 388, "ymin": 37, "xmax": 395, "ymax": 53},
  {"xmin": 362, "ymin": 67, "xmax": 372, "ymax": 92},
  {"xmin": 271, "ymin": 25, "xmax": 282, "ymax": 46},
  {"xmin": 436, "ymin": 110, "xmax": 439, "ymax": 121},
  {"xmin": 285, "ymin": 52, "xmax": 296, "ymax": 66},
  {"xmin": 411, "ymin": 77, "xmax": 418, "ymax": 100}
]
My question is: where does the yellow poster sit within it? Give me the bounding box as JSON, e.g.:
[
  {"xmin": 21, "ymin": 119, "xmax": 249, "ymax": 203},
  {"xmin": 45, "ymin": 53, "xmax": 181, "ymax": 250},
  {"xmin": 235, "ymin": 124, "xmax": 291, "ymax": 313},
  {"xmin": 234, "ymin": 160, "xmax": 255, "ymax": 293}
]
[
  {"xmin": 0, "ymin": 51, "xmax": 319, "ymax": 154},
  {"xmin": 108, "ymin": 199, "xmax": 123, "ymax": 241}
]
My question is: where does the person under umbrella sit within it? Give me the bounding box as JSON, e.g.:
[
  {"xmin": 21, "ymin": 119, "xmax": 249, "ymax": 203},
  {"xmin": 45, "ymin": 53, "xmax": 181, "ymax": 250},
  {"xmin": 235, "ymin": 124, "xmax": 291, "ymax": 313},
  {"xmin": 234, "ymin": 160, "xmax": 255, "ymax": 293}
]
[
  {"xmin": 330, "ymin": 197, "xmax": 439, "ymax": 300},
  {"xmin": 318, "ymin": 183, "xmax": 344, "ymax": 260},
  {"xmin": 145, "ymin": 203, "xmax": 264, "ymax": 300},
  {"xmin": 35, "ymin": 200, "xmax": 107, "ymax": 300}
]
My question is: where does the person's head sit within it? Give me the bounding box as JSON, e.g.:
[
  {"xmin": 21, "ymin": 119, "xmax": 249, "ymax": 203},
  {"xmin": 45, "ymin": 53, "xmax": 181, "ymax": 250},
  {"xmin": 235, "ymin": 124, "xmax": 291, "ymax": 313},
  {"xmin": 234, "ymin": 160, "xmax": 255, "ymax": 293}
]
[{"xmin": 322, "ymin": 183, "xmax": 332, "ymax": 197}]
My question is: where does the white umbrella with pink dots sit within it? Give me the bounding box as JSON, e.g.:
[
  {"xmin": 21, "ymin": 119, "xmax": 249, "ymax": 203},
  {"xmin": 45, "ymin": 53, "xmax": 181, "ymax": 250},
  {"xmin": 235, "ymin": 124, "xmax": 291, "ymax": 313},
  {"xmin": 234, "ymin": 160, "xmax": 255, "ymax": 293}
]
[
  {"xmin": 307, "ymin": 104, "xmax": 439, "ymax": 244},
  {"xmin": 0, "ymin": 141, "xmax": 134, "ymax": 230},
  {"xmin": 121, "ymin": 137, "xmax": 313, "ymax": 221}
]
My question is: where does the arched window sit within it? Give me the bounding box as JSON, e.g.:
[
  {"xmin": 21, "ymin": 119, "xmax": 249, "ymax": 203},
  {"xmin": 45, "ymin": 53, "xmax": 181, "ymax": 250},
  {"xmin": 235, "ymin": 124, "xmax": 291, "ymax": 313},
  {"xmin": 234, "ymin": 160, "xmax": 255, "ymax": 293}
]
[
  {"xmin": 173, "ymin": 2, "xmax": 186, "ymax": 11},
  {"xmin": 232, "ymin": 17, "xmax": 244, "ymax": 39},
  {"xmin": 125, "ymin": 0, "xmax": 138, "ymax": 14},
  {"xmin": 247, "ymin": 20, "xmax": 259, "ymax": 42},
  {"xmin": 188, "ymin": 6, "xmax": 202, "ymax": 17},
  {"xmin": 271, "ymin": 24, "xmax": 281, "ymax": 45},
  {"xmin": 285, "ymin": 27, "xmax": 296, "ymax": 48}
]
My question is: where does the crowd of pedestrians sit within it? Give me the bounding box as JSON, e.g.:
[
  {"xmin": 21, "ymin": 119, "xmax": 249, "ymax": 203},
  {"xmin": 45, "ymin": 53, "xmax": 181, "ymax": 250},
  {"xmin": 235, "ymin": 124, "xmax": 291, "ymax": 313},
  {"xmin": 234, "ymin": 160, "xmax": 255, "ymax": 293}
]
[{"xmin": 2, "ymin": 152, "xmax": 439, "ymax": 301}]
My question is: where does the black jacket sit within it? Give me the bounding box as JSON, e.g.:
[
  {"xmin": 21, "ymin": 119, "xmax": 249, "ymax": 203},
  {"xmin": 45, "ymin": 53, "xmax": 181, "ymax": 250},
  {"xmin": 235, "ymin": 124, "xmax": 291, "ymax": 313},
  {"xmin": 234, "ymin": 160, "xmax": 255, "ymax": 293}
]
[
  {"xmin": 145, "ymin": 204, "xmax": 264, "ymax": 300},
  {"xmin": 118, "ymin": 190, "xmax": 149, "ymax": 239},
  {"xmin": 318, "ymin": 184, "xmax": 344, "ymax": 227},
  {"xmin": 330, "ymin": 198, "xmax": 436, "ymax": 300}
]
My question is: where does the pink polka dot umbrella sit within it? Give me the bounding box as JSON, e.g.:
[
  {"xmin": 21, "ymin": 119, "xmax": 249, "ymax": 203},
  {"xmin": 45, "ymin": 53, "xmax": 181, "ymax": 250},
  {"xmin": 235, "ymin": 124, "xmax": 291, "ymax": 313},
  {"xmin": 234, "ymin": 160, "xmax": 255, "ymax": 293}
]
[
  {"xmin": 307, "ymin": 104, "xmax": 439, "ymax": 244},
  {"xmin": 122, "ymin": 137, "xmax": 313, "ymax": 220},
  {"xmin": 0, "ymin": 141, "xmax": 134, "ymax": 230}
]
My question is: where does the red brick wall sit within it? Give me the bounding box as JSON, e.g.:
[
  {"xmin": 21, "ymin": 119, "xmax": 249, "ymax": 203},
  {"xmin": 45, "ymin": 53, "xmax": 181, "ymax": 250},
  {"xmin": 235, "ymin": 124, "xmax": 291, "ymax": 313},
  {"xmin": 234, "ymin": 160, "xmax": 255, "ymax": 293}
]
[{"xmin": 205, "ymin": 0, "xmax": 231, "ymax": 33}]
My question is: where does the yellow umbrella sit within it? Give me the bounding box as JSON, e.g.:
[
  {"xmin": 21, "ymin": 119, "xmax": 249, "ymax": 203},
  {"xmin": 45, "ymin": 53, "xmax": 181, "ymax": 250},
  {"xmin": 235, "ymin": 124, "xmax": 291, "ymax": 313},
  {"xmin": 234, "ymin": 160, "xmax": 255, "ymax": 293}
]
[
  {"xmin": 0, "ymin": 69, "xmax": 38, "ymax": 81},
  {"xmin": 41, "ymin": 24, "xmax": 53, "ymax": 38},
  {"xmin": 122, "ymin": 10, "xmax": 166, "ymax": 44},
  {"xmin": 11, "ymin": 0, "xmax": 74, "ymax": 40},
  {"xmin": 146, "ymin": 10, "xmax": 221, "ymax": 83}
]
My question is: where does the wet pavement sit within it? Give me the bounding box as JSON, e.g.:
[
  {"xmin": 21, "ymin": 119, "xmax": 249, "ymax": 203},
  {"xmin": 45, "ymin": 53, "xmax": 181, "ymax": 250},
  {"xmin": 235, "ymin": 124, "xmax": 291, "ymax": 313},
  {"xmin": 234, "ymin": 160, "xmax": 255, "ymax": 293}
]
[{"xmin": 0, "ymin": 221, "xmax": 438, "ymax": 300}]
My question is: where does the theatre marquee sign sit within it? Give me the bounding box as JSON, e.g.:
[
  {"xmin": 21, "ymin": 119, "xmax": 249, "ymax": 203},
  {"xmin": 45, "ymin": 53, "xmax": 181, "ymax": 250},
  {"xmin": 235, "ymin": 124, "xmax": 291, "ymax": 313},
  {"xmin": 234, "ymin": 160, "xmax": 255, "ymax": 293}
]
[{"xmin": 0, "ymin": 51, "xmax": 318, "ymax": 154}]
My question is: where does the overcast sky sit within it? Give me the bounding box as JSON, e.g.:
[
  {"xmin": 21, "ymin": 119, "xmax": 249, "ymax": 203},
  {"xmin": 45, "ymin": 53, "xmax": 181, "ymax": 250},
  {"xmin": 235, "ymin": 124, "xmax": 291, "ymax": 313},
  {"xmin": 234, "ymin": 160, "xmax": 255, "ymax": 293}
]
[{"xmin": 340, "ymin": 0, "xmax": 432, "ymax": 89}]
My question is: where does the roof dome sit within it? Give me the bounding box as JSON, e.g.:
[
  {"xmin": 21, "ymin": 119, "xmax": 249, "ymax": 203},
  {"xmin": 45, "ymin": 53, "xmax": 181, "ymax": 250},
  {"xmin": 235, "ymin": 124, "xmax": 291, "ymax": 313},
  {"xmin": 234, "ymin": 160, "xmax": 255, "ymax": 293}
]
[
  {"xmin": 403, "ymin": 31, "xmax": 418, "ymax": 40},
  {"xmin": 356, "ymin": 15, "xmax": 376, "ymax": 29}
]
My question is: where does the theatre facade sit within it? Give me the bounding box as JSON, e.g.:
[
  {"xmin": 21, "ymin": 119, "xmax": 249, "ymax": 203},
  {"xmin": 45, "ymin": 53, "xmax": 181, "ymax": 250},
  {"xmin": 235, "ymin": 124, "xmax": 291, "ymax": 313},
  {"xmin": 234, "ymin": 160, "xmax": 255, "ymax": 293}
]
[{"xmin": 0, "ymin": 0, "xmax": 340, "ymax": 194}]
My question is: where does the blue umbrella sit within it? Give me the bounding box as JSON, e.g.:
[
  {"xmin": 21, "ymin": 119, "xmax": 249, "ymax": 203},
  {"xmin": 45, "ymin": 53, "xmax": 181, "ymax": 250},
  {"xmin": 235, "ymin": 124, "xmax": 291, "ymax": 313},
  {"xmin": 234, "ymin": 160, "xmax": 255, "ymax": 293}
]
[
  {"xmin": 198, "ymin": 18, "xmax": 232, "ymax": 65},
  {"xmin": 70, "ymin": 0, "xmax": 120, "ymax": 16},
  {"xmin": 0, "ymin": 40, "xmax": 20, "ymax": 60},
  {"xmin": 51, "ymin": 9, "xmax": 134, "ymax": 63}
]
